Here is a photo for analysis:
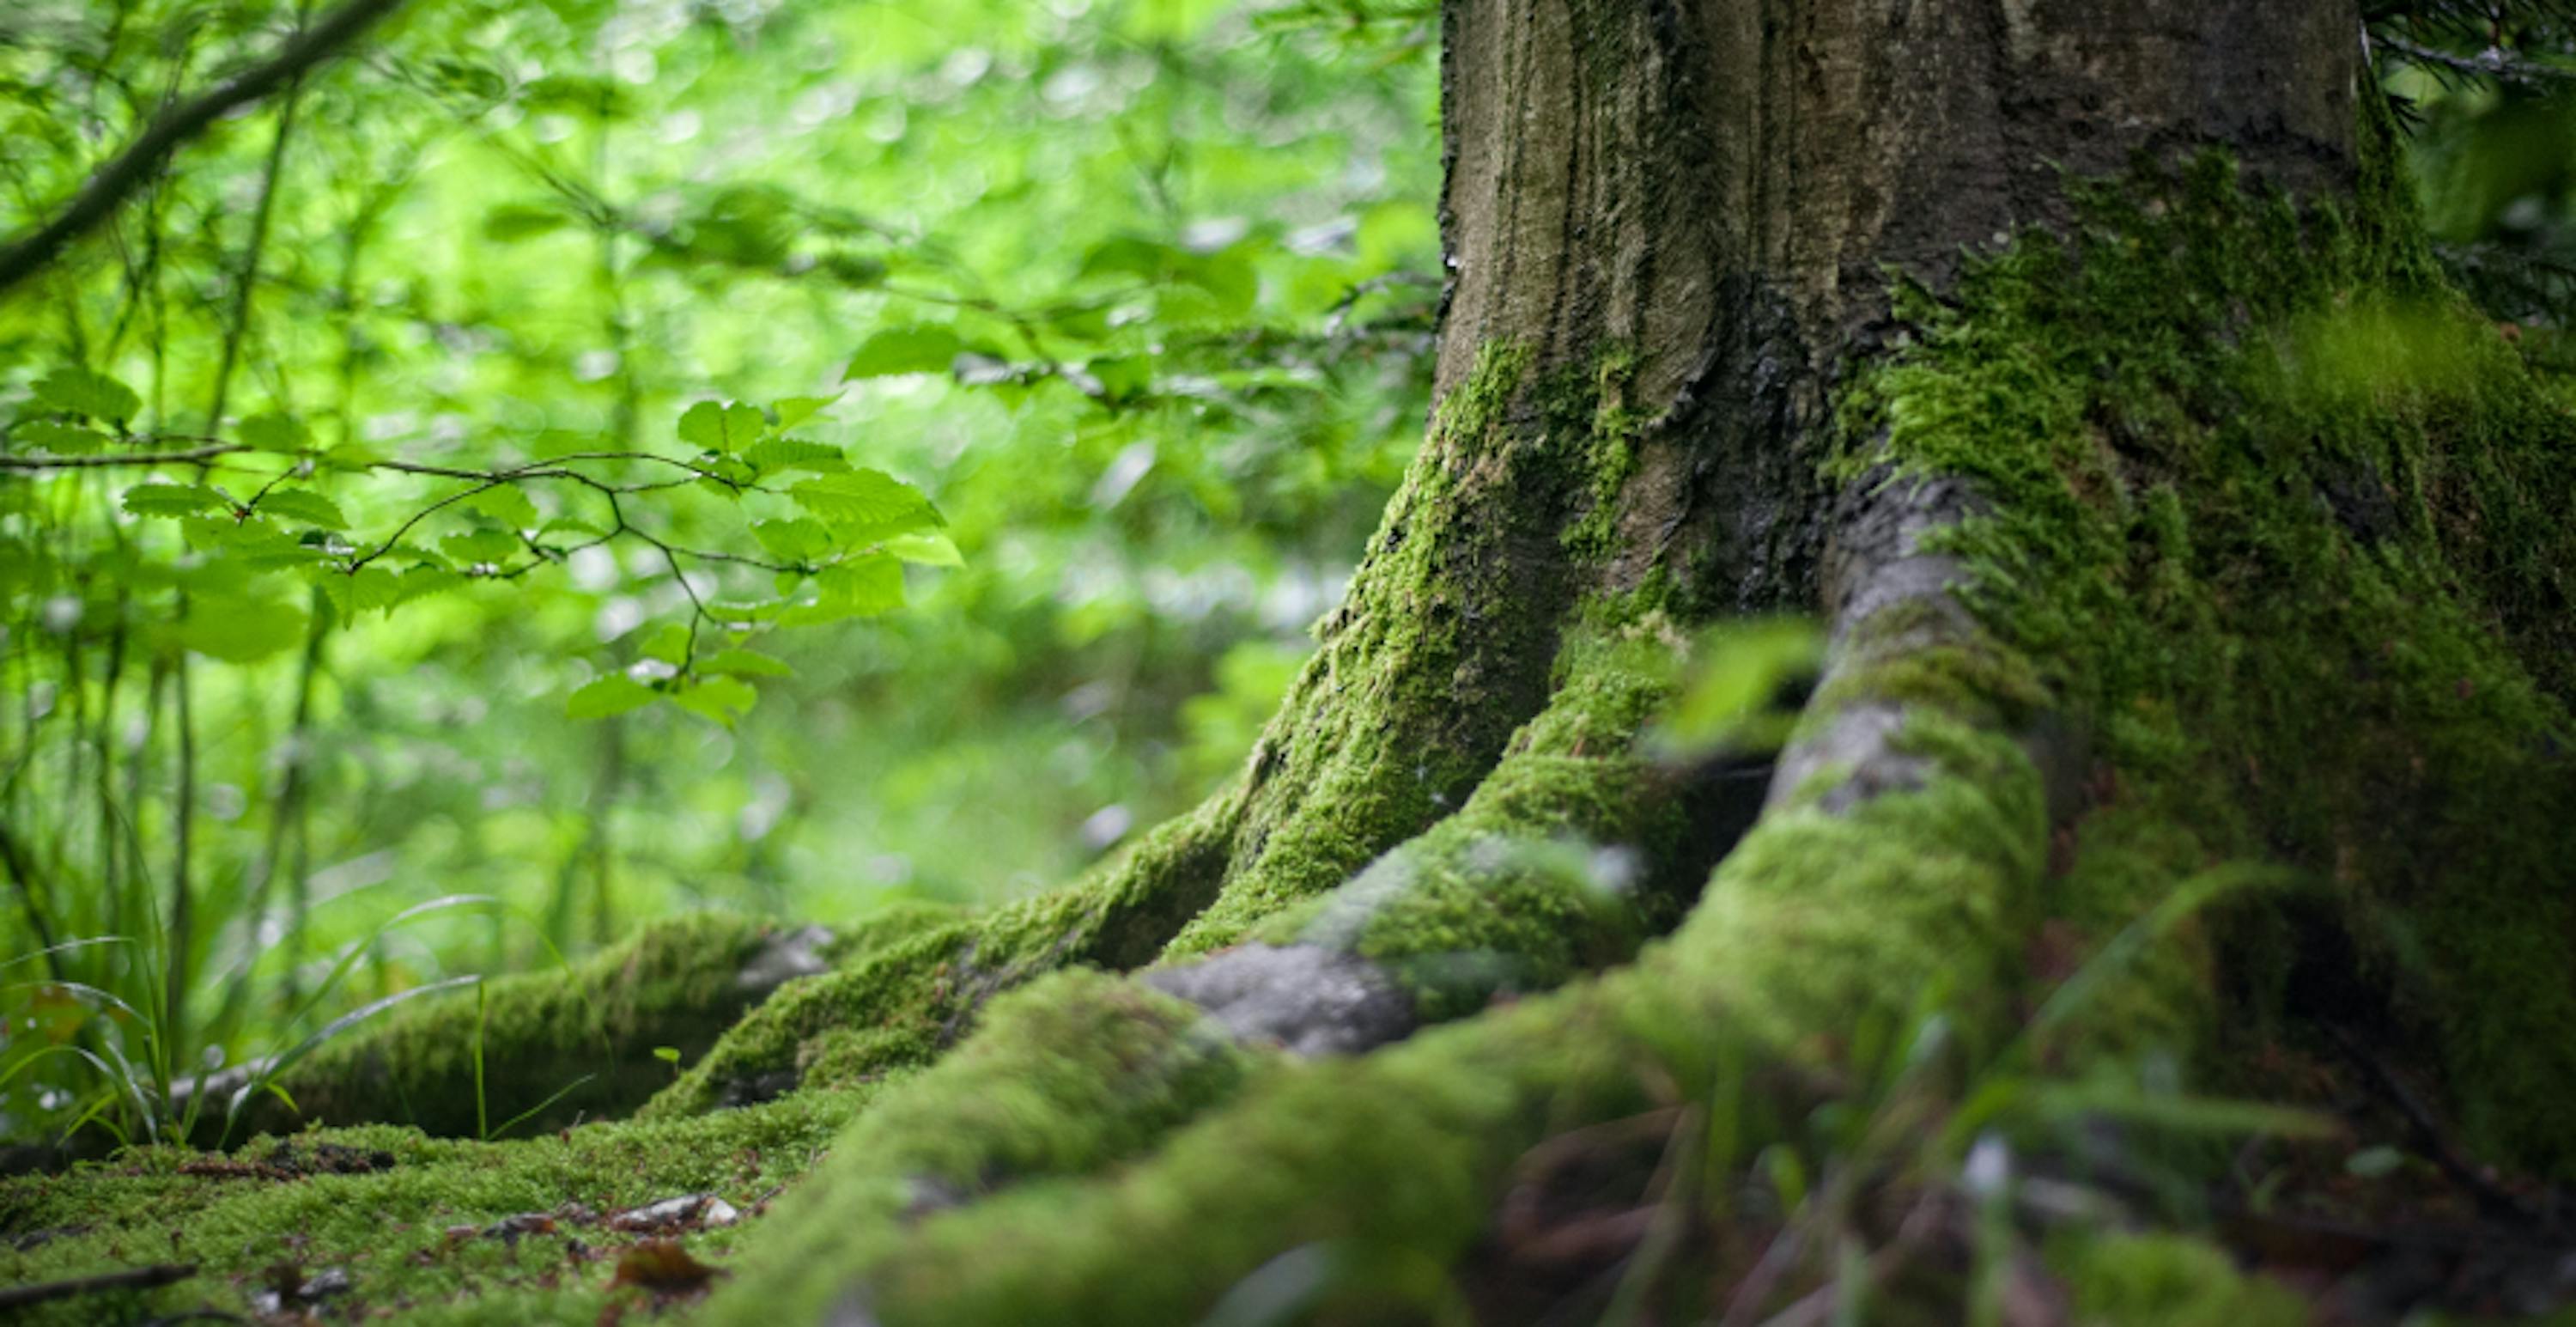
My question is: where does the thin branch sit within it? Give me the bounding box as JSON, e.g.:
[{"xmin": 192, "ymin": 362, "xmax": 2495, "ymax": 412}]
[
  {"xmin": 0, "ymin": 0, "xmax": 410, "ymax": 295},
  {"xmin": 0, "ymin": 1263, "xmax": 197, "ymax": 1312},
  {"xmin": 2377, "ymin": 33, "xmax": 2576, "ymax": 82}
]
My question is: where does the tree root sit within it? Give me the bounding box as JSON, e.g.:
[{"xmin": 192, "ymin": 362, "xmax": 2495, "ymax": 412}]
[{"xmin": 702, "ymin": 469, "xmax": 2063, "ymax": 1323}]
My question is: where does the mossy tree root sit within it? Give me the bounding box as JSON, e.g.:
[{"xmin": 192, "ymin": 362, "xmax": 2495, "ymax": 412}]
[
  {"xmin": 185, "ymin": 912, "xmax": 837, "ymax": 1145},
  {"xmin": 704, "ymin": 473, "xmax": 2068, "ymax": 1324}
]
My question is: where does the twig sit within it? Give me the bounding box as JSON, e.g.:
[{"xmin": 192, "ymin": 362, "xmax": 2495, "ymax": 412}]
[
  {"xmin": 2377, "ymin": 33, "xmax": 2576, "ymax": 84},
  {"xmin": 0, "ymin": 1263, "xmax": 197, "ymax": 1311},
  {"xmin": 2323, "ymin": 1021, "xmax": 2555, "ymax": 1227},
  {"xmin": 0, "ymin": 0, "xmax": 411, "ymax": 295}
]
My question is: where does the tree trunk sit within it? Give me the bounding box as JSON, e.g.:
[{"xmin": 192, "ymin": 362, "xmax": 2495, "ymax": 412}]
[{"xmin": 33, "ymin": 3, "xmax": 2576, "ymax": 1323}]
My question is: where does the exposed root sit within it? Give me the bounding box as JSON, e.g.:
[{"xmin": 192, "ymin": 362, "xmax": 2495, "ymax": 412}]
[
  {"xmin": 641, "ymin": 791, "xmax": 1242, "ymax": 1117},
  {"xmin": 194, "ymin": 912, "xmax": 834, "ymax": 1144}
]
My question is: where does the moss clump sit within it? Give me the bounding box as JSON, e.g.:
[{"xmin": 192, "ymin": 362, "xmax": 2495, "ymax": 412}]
[
  {"xmin": 2050, "ymin": 1232, "xmax": 2306, "ymax": 1327},
  {"xmin": 699, "ymin": 969, "xmax": 1258, "ymax": 1326},
  {"xmin": 0, "ymin": 1086, "xmax": 878, "ymax": 1325},
  {"xmin": 1166, "ymin": 337, "xmax": 1679, "ymax": 959},
  {"xmin": 213, "ymin": 912, "xmax": 805, "ymax": 1142},
  {"xmin": 1841, "ymin": 144, "xmax": 2576, "ymax": 1169},
  {"xmin": 644, "ymin": 794, "xmax": 1239, "ymax": 1117},
  {"xmin": 1242, "ymin": 621, "xmax": 1697, "ymax": 1020}
]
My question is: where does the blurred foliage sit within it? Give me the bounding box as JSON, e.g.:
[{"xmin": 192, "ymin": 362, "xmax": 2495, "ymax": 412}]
[{"xmin": 0, "ymin": 0, "xmax": 1436, "ymax": 1141}]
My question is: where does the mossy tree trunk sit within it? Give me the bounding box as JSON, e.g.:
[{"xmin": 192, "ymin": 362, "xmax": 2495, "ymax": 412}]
[{"xmin": 55, "ymin": 2, "xmax": 2576, "ymax": 1323}]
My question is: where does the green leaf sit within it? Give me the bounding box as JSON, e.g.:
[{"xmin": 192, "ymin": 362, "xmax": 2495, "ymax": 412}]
[
  {"xmin": 677, "ymin": 400, "xmax": 767, "ymax": 454},
  {"xmin": 817, "ymin": 554, "xmax": 903, "ymax": 615},
  {"xmin": 771, "ymin": 395, "xmax": 841, "ymax": 430},
  {"xmin": 392, "ymin": 566, "xmax": 466, "ymax": 606},
  {"xmin": 884, "ymin": 532, "xmax": 963, "ymax": 567},
  {"xmin": 468, "ymin": 485, "xmax": 539, "ymax": 531},
  {"xmin": 653, "ymin": 1046, "xmax": 682, "ymax": 1066},
  {"xmin": 319, "ymin": 442, "xmax": 383, "ymax": 472},
  {"xmin": 254, "ymin": 489, "xmax": 348, "ymax": 531},
  {"xmin": 483, "ymin": 203, "xmax": 571, "ymax": 241},
  {"xmin": 843, "ymin": 326, "xmax": 963, "ymax": 379},
  {"xmin": 789, "ymin": 470, "xmax": 941, "ymax": 540},
  {"xmin": 699, "ymin": 648, "xmax": 792, "ymax": 679},
  {"xmin": 229, "ymin": 524, "xmax": 332, "ymax": 570},
  {"xmin": 1083, "ymin": 356, "xmax": 1154, "ymax": 401},
  {"xmin": 14, "ymin": 420, "xmax": 107, "ymax": 454},
  {"xmin": 567, "ymin": 673, "xmax": 657, "ymax": 720},
  {"xmin": 537, "ymin": 515, "xmax": 605, "ymax": 539},
  {"xmin": 671, "ymin": 675, "xmax": 758, "ymax": 727},
  {"xmin": 312, "ymin": 566, "xmax": 398, "ymax": 619},
  {"xmin": 1078, "ymin": 235, "xmax": 1173, "ymax": 283},
  {"xmin": 122, "ymin": 484, "xmax": 231, "ymax": 518},
  {"xmin": 743, "ymin": 436, "xmax": 848, "ymax": 476},
  {"xmin": 640, "ymin": 621, "xmax": 691, "ymax": 666},
  {"xmin": 33, "ymin": 367, "xmax": 139, "ymax": 425},
  {"xmin": 441, "ymin": 528, "xmax": 521, "ymax": 566},
  {"xmin": 750, "ymin": 517, "xmax": 833, "ymax": 563},
  {"xmin": 175, "ymin": 596, "xmax": 305, "ymax": 662},
  {"xmin": 238, "ymin": 412, "xmax": 311, "ymax": 453}
]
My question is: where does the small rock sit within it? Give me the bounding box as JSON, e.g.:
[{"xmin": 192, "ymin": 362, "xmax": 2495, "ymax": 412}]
[{"xmin": 608, "ymin": 1193, "xmax": 739, "ymax": 1233}]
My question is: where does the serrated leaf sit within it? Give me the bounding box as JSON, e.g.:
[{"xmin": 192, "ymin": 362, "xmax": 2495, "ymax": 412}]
[
  {"xmin": 392, "ymin": 566, "xmax": 466, "ymax": 606},
  {"xmin": 677, "ymin": 400, "xmax": 767, "ymax": 454},
  {"xmin": 123, "ymin": 484, "xmax": 231, "ymax": 518},
  {"xmin": 34, "ymin": 367, "xmax": 139, "ymax": 425},
  {"xmin": 883, "ymin": 532, "xmax": 963, "ymax": 567},
  {"xmin": 750, "ymin": 517, "xmax": 833, "ymax": 563},
  {"xmin": 671, "ymin": 675, "xmax": 758, "ymax": 727},
  {"xmin": 175, "ymin": 595, "xmax": 305, "ymax": 662},
  {"xmin": 703, "ymin": 600, "xmax": 782, "ymax": 624},
  {"xmin": 817, "ymin": 554, "xmax": 903, "ymax": 615},
  {"xmin": 230, "ymin": 525, "xmax": 331, "ymax": 570},
  {"xmin": 742, "ymin": 436, "xmax": 848, "ymax": 476},
  {"xmin": 699, "ymin": 648, "xmax": 792, "ymax": 679},
  {"xmin": 844, "ymin": 326, "xmax": 963, "ymax": 379},
  {"xmin": 789, "ymin": 470, "xmax": 941, "ymax": 540},
  {"xmin": 255, "ymin": 489, "xmax": 348, "ymax": 531},
  {"xmin": 15, "ymin": 420, "xmax": 107, "ymax": 454},
  {"xmin": 311, "ymin": 566, "xmax": 398, "ymax": 619},
  {"xmin": 640, "ymin": 621, "xmax": 691, "ymax": 666},
  {"xmin": 239, "ymin": 412, "xmax": 310, "ymax": 453},
  {"xmin": 441, "ymin": 528, "xmax": 521, "ymax": 566},
  {"xmin": 538, "ymin": 515, "xmax": 605, "ymax": 539},
  {"xmin": 567, "ymin": 673, "xmax": 657, "ymax": 720},
  {"xmin": 468, "ymin": 485, "xmax": 539, "ymax": 531}
]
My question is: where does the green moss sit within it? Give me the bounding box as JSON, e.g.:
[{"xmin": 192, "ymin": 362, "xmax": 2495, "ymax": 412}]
[
  {"xmin": 2050, "ymin": 1232, "xmax": 2306, "ymax": 1327},
  {"xmin": 1242, "ymin": 622, "xmax": 1693, "ymax": 1020},
  {"xmin": 1840, "ymin": 141, "xmax": 2576, "ymax": 1168},
  {"xmin": 215, "ymin": 912, "xmax": 800, "ymax": 1142},
  {"xmin": 645, "ymin": 794, "xmax": 1239, "ymax": 1117},
  {"xmin": 699, "ymin": 969, "xmax": 1259, "ymax": 1326},
  {"xmin": 753, "ymin": 713, "xmax": 2046, "ymax": 1324},
  {"xmin": 0, "ymin": 1084, "xmax": 880, "ymax": 1325}
]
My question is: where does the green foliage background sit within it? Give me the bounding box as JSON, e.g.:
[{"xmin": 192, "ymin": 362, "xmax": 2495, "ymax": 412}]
[{"xmin": 0, "ymin": 0, "xmax": 1437, "ymax": 1141}]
